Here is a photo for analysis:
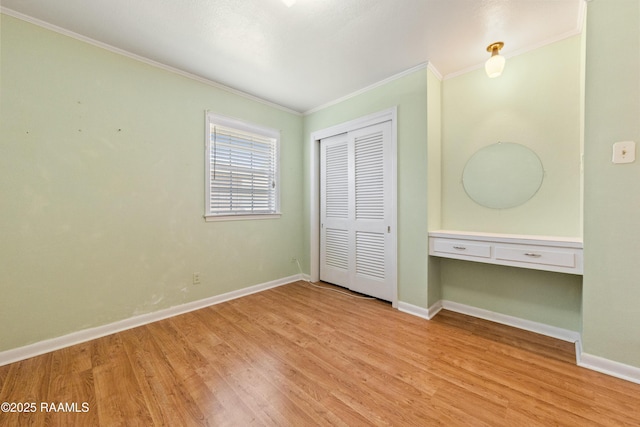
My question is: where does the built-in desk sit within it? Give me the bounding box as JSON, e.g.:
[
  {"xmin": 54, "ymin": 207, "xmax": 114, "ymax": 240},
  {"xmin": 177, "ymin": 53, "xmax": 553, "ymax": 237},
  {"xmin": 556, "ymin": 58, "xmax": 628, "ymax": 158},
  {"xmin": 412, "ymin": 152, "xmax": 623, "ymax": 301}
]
[{"xmin": 429, "ymin": 230, "xmax": 583, "ymax": 275}]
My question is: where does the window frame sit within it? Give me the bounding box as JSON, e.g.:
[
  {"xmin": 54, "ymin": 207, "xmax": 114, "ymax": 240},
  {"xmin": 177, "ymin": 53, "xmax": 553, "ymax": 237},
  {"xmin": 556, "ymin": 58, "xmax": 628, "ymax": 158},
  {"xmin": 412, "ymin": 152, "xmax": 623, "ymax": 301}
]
[{"xmin": 204, "ymin": 112, "xmax": 281, "ymax": 222}]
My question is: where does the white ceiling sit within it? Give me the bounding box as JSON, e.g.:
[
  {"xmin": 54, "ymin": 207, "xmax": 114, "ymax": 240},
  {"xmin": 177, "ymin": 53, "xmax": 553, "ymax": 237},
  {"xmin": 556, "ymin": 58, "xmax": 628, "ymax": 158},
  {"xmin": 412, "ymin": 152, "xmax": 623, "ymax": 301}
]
[{"xmin": 2, "ymin": 0, "xmax": 584, "ymax": 113}]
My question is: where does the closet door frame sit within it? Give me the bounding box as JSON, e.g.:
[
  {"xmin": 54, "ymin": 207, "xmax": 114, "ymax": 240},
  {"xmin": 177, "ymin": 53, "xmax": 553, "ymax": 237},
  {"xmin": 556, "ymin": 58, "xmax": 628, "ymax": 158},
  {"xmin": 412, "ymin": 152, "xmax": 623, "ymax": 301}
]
[{"xmin": 310, "ymin": 107, "xmax": 398, "ymax": 307}]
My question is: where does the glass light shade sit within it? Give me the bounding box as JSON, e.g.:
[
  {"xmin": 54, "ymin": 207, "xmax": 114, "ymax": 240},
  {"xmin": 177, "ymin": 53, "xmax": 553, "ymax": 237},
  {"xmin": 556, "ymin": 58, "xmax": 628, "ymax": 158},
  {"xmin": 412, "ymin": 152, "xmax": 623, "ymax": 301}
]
[{"xmin": 485, "ymin": 54, "xmax": 505, "ymax": 78}]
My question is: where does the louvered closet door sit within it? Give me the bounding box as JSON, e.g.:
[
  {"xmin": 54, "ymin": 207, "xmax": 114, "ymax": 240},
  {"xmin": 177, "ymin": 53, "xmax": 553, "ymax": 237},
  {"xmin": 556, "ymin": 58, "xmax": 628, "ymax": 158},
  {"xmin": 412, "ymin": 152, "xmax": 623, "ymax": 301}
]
[
  {"xmin": 320, "ymin": 132, "xmax": 350, "ymax": 288},
  {"xmin": 350, "ymin": 122, "xmax": 393, "ymax": 301},
  {"xmin": 320, "ymin": 121, "xmax": 393, "ymax": 302}
]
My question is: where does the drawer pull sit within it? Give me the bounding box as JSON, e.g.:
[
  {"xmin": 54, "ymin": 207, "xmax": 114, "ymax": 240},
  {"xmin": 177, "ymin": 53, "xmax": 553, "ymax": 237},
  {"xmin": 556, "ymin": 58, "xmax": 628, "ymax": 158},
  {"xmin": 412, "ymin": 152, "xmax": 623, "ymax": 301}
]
[
  {"xmin": 453, "ymin": 246, "xmax": 467, "ymax": 250},
  {"xmin": 524, "ymin": 252, "xmax": 542, "ymax": 258}
]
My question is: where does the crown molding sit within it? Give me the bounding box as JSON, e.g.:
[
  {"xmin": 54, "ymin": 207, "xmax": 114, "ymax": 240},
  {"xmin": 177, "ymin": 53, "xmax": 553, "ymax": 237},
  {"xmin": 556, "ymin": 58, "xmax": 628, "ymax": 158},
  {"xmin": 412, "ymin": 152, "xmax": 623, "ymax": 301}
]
[
  {"xmin": 1, "ymin": 8, "xmax": 302, "ymax": 116},
  {"xmin": 304, "ymin": 62, "xmax": 429, "ymax": 115},
  {"xmin": 444, "ymin": 0, "xmax": 586, "ymax": 81}
]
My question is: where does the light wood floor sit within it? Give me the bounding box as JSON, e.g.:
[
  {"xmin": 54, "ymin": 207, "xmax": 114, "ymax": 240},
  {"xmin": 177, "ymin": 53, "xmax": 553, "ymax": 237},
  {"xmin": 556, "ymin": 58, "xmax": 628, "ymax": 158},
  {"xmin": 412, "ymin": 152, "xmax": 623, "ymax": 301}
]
[{"xmin": 1, "ymin": 281, "xmax": 639, "ymax": 426}]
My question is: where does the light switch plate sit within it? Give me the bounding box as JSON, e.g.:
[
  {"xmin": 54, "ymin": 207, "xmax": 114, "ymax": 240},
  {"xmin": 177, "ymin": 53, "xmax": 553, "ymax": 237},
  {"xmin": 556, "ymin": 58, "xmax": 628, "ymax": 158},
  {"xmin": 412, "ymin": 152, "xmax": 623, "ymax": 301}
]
[{"xmin": 612, "ymin": 141, "xmax": 636, "ymax": 164}]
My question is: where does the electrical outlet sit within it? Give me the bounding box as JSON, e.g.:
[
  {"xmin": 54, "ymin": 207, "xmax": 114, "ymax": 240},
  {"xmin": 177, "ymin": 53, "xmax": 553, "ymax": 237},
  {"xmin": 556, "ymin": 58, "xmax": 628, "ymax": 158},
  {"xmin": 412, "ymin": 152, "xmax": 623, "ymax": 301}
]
[
  {"xmin": 612, "ymin": 141, "xmax": 636, "ymax": 164},
  {"xmin": 192, "ymin": 272, "xmax": 201, "ymax": 285}
]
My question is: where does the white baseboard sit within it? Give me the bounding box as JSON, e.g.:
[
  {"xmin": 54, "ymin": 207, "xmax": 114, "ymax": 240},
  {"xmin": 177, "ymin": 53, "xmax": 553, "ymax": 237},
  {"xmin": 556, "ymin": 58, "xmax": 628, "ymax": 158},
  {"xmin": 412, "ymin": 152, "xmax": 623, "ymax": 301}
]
[
  {"xmin": 429, "ymin": 300, "xmax": 444, "ymax": 318},
  {"xmin": 579, "ymin": 352, "xmax": 640, "ymax": 385},
  {"xmin": 398, "ymin": 299, "xmax": 640, "ymax": 385},
  {"xmin": 399, "ymin": 299, "xmax": 582, "ymax": 356},
  {"xmin": 0, "ymin": 274, "xmax": 301, "ymax": 367},
  {"xmin": 440, "ymin": 300, "xmax": 582, "ymax": 344},
  {"xmin": 399, "ymin": 299, "xmax": 580, "ymax": 344},
  {"xmin": 6, "ymin": 284, "xmax": 638, "ymax": 386},
  {"xmin": 397, "ymin": 301, "xmax": 442, "ymax": 320},
  {"xmin": 574, "ymin": 338, "xmax": 583, "ymax": 364}
]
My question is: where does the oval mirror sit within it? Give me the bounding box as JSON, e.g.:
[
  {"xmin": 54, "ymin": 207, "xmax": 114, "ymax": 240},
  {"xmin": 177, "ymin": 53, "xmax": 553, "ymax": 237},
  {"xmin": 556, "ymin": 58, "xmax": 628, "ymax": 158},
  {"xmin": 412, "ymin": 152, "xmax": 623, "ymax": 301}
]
[{"xmin": 462, "ymin": 142, "xmax": 544, "ymax": 209}]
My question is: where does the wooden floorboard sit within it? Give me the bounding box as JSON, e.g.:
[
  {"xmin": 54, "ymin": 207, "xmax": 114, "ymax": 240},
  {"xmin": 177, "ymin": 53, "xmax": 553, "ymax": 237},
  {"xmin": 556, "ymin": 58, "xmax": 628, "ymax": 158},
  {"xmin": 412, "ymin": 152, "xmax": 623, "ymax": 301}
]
[{"xmin": 1, "ymin": 280, "xmax": 639, "ymax": 426}]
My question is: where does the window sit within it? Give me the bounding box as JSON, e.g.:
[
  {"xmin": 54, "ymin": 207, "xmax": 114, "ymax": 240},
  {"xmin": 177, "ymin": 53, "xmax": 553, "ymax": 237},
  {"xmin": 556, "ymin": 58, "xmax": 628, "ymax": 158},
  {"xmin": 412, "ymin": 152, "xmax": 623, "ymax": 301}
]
[{"xmin": 205, "ymin": 112, "xmax": 280, "ymax": 220}]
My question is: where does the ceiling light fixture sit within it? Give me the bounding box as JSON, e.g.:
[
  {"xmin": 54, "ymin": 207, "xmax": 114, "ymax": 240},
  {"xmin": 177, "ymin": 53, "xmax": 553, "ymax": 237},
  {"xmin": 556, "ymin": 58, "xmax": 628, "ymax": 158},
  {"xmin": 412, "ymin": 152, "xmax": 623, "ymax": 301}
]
[
  {"xmin": 485, "ymin": 42, "xmax": 505, "ymax": 78},
  {"xmin": 282, "ymin": 0, "xmax": 296, "ymax": 7}
]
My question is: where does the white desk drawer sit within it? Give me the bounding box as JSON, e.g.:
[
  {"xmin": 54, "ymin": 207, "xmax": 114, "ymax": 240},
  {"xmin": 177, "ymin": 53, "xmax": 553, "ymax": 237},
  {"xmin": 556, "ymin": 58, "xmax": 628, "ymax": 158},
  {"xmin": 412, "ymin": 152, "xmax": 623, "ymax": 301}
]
[
  {"xmin": 494, "ymin": 246, "xmax": 576, "ymax": 268},
  {"xmin": 429, "ymin": 231, "xmax": 583, "ymax": 275},
  {"xmin": 432, "ymin": 238, "xmax": 491, "ymax": 258}
]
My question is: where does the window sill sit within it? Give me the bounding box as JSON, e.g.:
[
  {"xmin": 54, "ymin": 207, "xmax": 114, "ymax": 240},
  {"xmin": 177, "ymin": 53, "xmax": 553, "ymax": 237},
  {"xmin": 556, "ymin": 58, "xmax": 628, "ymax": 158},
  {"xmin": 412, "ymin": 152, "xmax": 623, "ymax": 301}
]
[{"xmin": 204, "ymin": 213, "xmax": 282, "ymax": 222}]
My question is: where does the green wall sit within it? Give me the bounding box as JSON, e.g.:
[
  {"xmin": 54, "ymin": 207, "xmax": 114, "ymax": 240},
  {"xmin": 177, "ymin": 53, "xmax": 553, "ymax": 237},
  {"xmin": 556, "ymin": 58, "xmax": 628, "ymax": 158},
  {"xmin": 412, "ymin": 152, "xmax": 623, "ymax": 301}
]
[
  {"xmin": 0, "ymin": 15, "xmax": 304, "ymax": 352},
  {"xmin": 441, "ymin": 36, "xmax": 583, "ymax": 237},
  {"xmin": 441, "ymin": 260, "xmax": 583, "ymax": 331},
  {"xmin": 437, "ymin": 36, "xmax": 584, "ymax": 332},
  {"xmin": 583, "ymin": 0, "xmax": 640, "ymax": 367},
  {"xmin": 303, "ymin": 68, "xmax": 431, "ymax": 307},
  {"xmin": 4, "ymin": 2, "xmax": 640, "ymax": 373}
]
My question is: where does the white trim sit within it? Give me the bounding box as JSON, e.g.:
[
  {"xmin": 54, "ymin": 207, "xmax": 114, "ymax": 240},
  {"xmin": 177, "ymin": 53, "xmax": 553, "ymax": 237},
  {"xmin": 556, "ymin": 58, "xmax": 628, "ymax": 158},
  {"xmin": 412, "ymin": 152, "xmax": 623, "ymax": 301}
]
[
  {"xmin": 397, "ymin": 300, "xmax": 443, "ymax": 320},
  {"xmin": 577, "ymin": 0, "xmax": 588, "ymax": 35},
  {"xmin": 309, "ymin": 107, "xmax": 398, "ymax": 307},
  {"xmin": 0, "ymin": 275, "xmax": 300, "ymax": 367},
  {"xmin": 441, "ymin": 300, "xmax": 581, "ymax": 343},
  {"xmin": 428, "ymin": 231, "xmax": 584, "ymax": 275},
  {"xmin": 310, "ymin": 108, "xmax": 398, "ymax": 142},
  {"xmin": 429, "ymin": 230, "xmax": 583, "ymax": 248},
  {"xmin": 204, "ymin": 111, "xmax": 281, "ymax": 219},
  {"xmin": 398, "ymin": 299, "xmax": 581, "ymax": 344},
  {"xmin": 206, "ymin": 111, "xmax": 281, "ymax": 139},
  {"xmin": 443, "ymin": 3, "xmax": 586, "ymax": 82},
  {"xmin": 0, "ymin": 7, "xmax": 301, "ymax": 116},
  {"xmin": 204, "ymin": 214, "xmax": 282, "ymax": 222},
  {"xmin": 575, "ymin": 338, "xmax": 583, "ymax": 364},
  {"xmin": 304, "ymin": 63, "xmax": 428, "ymax": 115},
  {"xmin": 426, "ymin": 62, "xmax": 443, "ymax": 81},
  {"xmin": 399, "ymin": 299, "xmax": 640, "ymax": 385},
  {"xmin": 428, "ymin": 300, "xmax": 444, "ymax": 318},
  {"xmin": 397, "ymin": 302, "xmax": 430, "ymax": 320},
  {"xmin": 578, "ymin": 353, "xmax": 640, "ymax": 385}
]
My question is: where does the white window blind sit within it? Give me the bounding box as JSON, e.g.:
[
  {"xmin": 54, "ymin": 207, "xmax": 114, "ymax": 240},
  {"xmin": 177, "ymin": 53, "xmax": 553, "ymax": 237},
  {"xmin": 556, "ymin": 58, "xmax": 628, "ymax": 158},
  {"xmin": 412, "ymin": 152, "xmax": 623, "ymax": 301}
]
[{"xmin": 205, "ymin": 113, "xmax": 280, "ymax": 220}]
